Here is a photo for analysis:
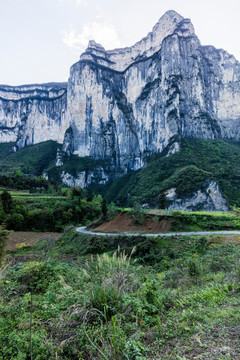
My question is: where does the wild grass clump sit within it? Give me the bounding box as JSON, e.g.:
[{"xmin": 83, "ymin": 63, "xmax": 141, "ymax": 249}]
[{"xmin": 84, "ymin": 247, "xmax": 138, "ymax": 321}]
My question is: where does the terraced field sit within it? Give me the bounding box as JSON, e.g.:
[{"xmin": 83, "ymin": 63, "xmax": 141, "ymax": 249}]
[{"xmin": 7, "ymin": 231, "xmax": 60, "ymax": 251}]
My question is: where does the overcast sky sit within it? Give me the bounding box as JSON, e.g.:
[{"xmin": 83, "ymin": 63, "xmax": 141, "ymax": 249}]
[{"xmin": 1, "ymin": 0, "xmax": 240, "ymax": 85}]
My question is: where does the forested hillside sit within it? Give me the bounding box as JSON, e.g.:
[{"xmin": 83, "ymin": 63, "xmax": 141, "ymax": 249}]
[{"xmin": 104, "ymin": 138, "xmax": 240, "ymax": 208}]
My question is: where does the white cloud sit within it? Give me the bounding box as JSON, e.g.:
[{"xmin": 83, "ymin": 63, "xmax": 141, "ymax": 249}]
[
  {"xmin": 57, "ymin": 0, "xmax": 88, "ymax": 6},
  {"xmin": 76, "ymin": 0, "xmax": 88, "ymax": 6},
  {"xmin": 61, "ymin": 21, "xmax": 124, "ymax": 51}
]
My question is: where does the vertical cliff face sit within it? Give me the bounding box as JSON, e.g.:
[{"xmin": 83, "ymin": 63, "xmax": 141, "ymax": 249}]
[
  {"xmin": 65, "ymin": 10, "xmax": 240, "ymax": 175},
  {"xmin": 1, "ymin": 10, "xmax": 240, "ymax": 176},
  {"xmin": 0, "ymin": 83, "xmax": 68, "ymax": 150},
  {"xmin": 66, "ymin": 11, "xmax": 188, "ymax": 173}
]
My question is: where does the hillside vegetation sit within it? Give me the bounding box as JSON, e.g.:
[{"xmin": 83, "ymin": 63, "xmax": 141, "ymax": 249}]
[
  {"xmin": 1, "ymin": 138, "xmax": 240, "ymax": 209},
  {"xmin": 0, "ymin": 188, "xmax": 102, "ymax": 232},
  {"xmin": 103, "ymin": 138, "xmax": 240, "ymax": 207},
  {"xmin": 0, "ymin": 141, "xmax": 59, "ymax": 176},
  {"xmin": 0, "ymin": 138, "xmax": 240, "ymax": 359},
  {"xmin": 1, "ymin": 227, "xmax": 240, "ymax": 359},
  {"xmin": 0, "ymin": 141, "xmax": 111, "ymax": 184}
]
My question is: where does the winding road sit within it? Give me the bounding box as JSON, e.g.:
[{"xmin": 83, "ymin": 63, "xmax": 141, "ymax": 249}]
[{"xmin": 76, "ymin": 226, "xmax": 240, "ymax": 237}]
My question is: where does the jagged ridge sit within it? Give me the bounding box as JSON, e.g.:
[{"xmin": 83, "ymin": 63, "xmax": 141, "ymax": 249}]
[{"xmin": 0, "ymin": 10, "xmax": 240, "ymax": 193}]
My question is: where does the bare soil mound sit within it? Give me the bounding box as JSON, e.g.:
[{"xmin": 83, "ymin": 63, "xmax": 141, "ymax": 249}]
[{"xmin": 93, "ymin": 212, "xmax": 172, "ymax": 233}]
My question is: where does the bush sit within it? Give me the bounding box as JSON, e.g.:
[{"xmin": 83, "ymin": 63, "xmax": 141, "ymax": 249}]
[
  {"xmin": 163, "ymin": 266, "xmax": 185, "ymax": 288},
  {"xmin": 15, "ymin": 261, "xmax": 56, "ymax": 293},
  {"xmin": 0, "ymin": 190, "xmax": 13, "ymax": 213},
  {"xmin": 187, "ymin": 256, "xmax": 202, "ymax": 277},
  {"xmin": 124, "ymin": 340, "xmax": 147, "ymax": 359},
  {"xmin": 131, "ymin": 205, "xmax": 145, "ymax": 225},
  {"xmin": 6, "ymin": 212, "xmax": 24, "ymax": 231}
]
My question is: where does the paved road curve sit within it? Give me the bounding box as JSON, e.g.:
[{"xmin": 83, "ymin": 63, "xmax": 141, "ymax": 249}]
[{"xmin": 76, "ymin": 226, "xmax": 240, "ymax": 237}]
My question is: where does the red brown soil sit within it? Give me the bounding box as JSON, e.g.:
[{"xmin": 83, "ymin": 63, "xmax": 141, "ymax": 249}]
[
  {"xmin": 7, "ymin": 232, "xmax": 60, "ymax": 251},
  {"xmin": 93, "ymin": 212, "xmax": 172, "ymax": 233}
]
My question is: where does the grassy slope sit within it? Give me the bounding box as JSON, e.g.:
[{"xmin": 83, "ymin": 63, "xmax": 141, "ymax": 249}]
[
  {"xmin": 0, "ymin": 141, "xmax": 111, "ymax": 183},
  {"xmin": 0, "ymin": 141, "xmax": 59, "ymax": 176},
  {"xmin": 1, "ymin": 228, "xmax": 240, "ymax": 359},
  {"xmin": 103, "ymin": 138, "xmax": 240, "ymax": 207}
]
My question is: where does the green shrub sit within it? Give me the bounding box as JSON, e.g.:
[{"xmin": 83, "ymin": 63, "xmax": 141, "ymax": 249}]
[
  {"xmin": 131, "ymin": 205, "xmax": 145, "ymax": 225},
  {"xmin": 187, "ymin": 256, "xmax": 202, "ymax": 277},
  {"xmin": 6, "ymin": 212, "xmax": 24, "ymax": 231},
  {"xmin": 0, "ymin": 330, "xmax": 55, "ymax": 360},
  {"xmin": 208, "ymin": 245, "xmax": 237, "ymax": 272},
  {"xmin": 209, "ymin": 256, "xmax": 232, "ymax": 272},
  {"xmin": 163, "ymin": 266, "xmax": 185, "ymax": 288},
  {"xmin": 124, "ymin": 339, "xmax": 147, "ymax": 359},
  {"xmin": 15, "ymin": 261, "xmax": 56, "ymax": 293}
]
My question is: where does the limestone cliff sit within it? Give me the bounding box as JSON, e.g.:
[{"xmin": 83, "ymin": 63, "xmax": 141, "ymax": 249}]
[
  {"xmin": 1, "ymin": 10, "xmax": 240, "ymax": 178},
  {"xmin": 0, "ymin": 83, "xmax": 68, "ymax": 150},
  {"xmin": 65, "ymin": 10, "xmax": 240, "ymax": 175},
  {"xmin": 165, "ymin": 181, "xmax": 230, "ymax": 212}
]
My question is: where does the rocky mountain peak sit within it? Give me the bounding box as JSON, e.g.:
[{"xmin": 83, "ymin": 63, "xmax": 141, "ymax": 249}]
[
  {"xmin": 152, "ymin": 10, "xmax": 184, "ymax": 33},
  {"xmin": 80, "ymin": 10, "xmax": 195, "ymax": 72},
  {"xmin": 87, "ymin": 40, "xmax": 106, "ymax": 52},
  {"xmin": 152, "ymin": 10, "xmax": 195, "ymax": 39}
]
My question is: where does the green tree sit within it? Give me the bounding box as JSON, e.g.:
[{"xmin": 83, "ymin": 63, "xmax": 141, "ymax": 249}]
[
  {"xmin": 71, "ymin": 186, "xmax": 83, "ymax": 199},
  {"xmin": 15, "ymin": 170, "xmax": 24, "ymax": 177},
  {"xmin": 159, "ymin": 191, "xmax": 166, "ymax": 209},
  {"xmin": 6, "ymin": 213, "xmax": 24, "ymax": 231},
  {"xmin": 101, "ymin": 199, "xmax": 108, "ymax": 220},
  {"xmin": 1, "ymin": 190, "xmax": 13, "ymax": 213}
]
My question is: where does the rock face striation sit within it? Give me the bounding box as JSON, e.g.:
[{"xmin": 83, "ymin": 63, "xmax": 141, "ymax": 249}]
[
  {"xmin": 0, "ymin": 83, "xmax": 68, "ymax": 150},
  {"xmin": 65, "ymin": 10, "xmax": 240, "ymax": 175},
  {"xmin": 1, "ymin": 10, "xmax": 240, "ymax": 202}
]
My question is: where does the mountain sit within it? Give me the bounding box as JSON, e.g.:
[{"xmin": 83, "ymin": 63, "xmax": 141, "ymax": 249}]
[
  {"xmin": 65, "ymin": 10, "xmax": 240, "ymax": 176},
  {"xmin": 0, "ymin": 10, "xmax": 240, "ymax": 210},
  {"xmin": 0, "ymin": 82, "xmax": 68, "ymax": 149}
]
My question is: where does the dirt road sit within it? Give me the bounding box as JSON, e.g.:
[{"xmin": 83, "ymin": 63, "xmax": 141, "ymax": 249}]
[{"xmin": 76, "ymin": 226, "xmax": 240, "ymax": 237}]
